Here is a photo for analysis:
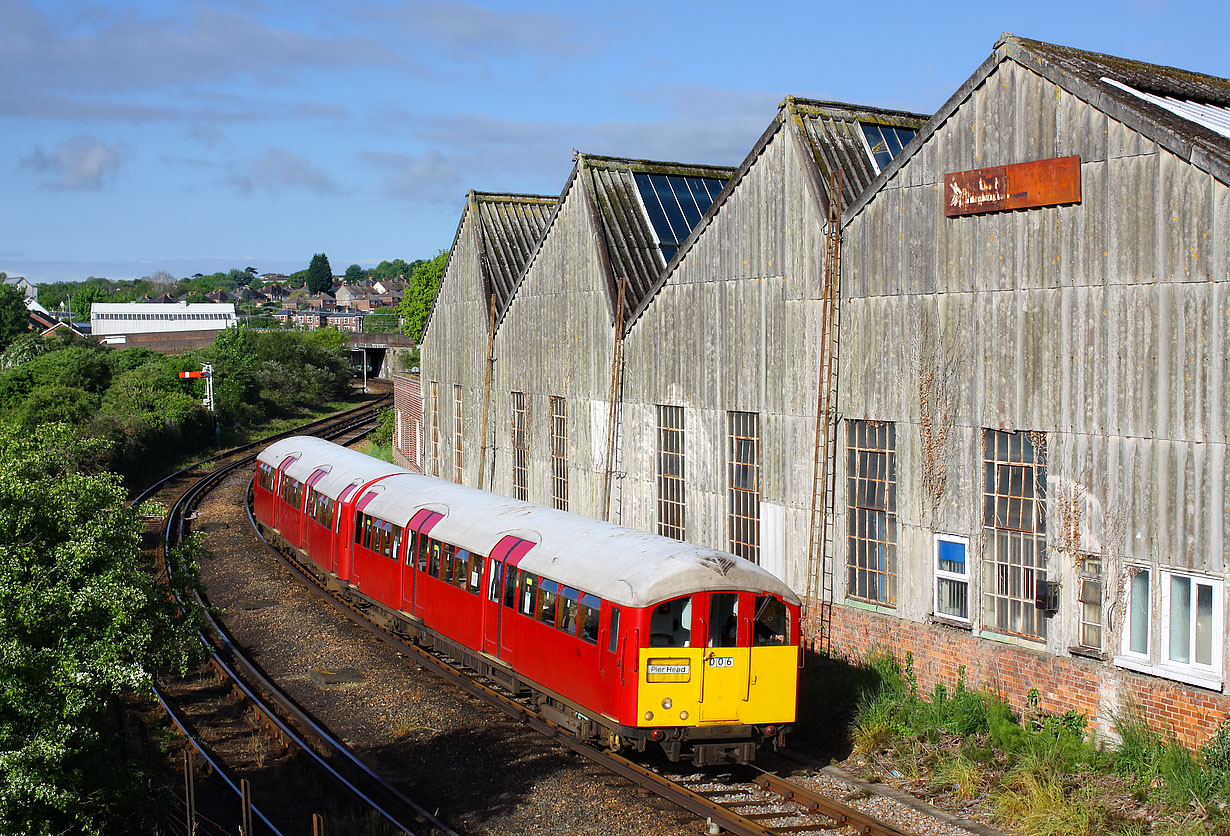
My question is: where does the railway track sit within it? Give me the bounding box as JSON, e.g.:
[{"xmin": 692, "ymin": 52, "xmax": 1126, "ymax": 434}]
[
  {"xmin": 158, "ymin": 406, "xmax": 987, "ymax": 836},
  {"xmin": 138, "ymin": 392, "xmax": 461, "ymax": 835}
]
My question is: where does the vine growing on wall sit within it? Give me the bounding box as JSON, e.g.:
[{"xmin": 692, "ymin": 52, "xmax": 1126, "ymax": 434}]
[{"xmin": 912, "ymin": 309, "xmax": 958, "ymax": 520}]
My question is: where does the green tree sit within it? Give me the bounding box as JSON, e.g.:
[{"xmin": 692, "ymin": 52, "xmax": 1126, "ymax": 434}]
[
  {"xmin": 305, "ymin": 253, "xmax": 334, "ymax": 294},
  {"xmin": 0, "ymin": 424, "xmax": 201, "ymax": 833},
  {"xmin": 70, "ymin": 283, "xmax": 108, "ymax": 319},
  {"xmin": 344, "ymin": 263, "xmax": 366, "ymax": 283},
  {"xmin": 397, "ymin": 250, "xmax": 447, "ymax": 340},
  {"xmin": 0, "ymin": 284, "xmax": 29, "ymax": 352},
  {"xmin": 363, "ymin": 306, "xmax": 401, "ymax": 333}
]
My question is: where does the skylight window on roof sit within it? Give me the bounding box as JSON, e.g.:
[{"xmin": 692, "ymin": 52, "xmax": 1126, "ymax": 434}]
[
  {"xmin": 1102, "ymin": 77, "xmax": 1230, "ymax": 140},
  {"xmin": 861, "ymin": 123, "xmax": 918, "ymax": 172},
  {"xmin": 634, "ymin": 173, "xmax": 727, "ymax": 262}
]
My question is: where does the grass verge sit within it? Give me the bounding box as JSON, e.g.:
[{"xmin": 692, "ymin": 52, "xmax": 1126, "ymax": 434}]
[{"xmin": 848, "ymin": 650, "xmax": 1230, "ymax": 836}]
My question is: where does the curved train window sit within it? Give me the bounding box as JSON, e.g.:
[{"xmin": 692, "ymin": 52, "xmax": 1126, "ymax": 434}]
[
  {"xmin": 580, "ymin": 594, "xmax": 601, "ymax": 644},
  {"xmin": 454, "ymin": 549, "xmax": 469, "ymax": 590},
  {"xmin": 536, "ymin": 579, "xmax": 558, "ymax": 625},
  {"xmin": 518, "ymin": 572, "xmax": 538, "ymax": 616},
  {"xmin": 753, "ymin": 595, "xmax": 788, "ymax": 646},
  {"xmin": 257, "ymin": 462, "xmax": 276, "ymax": 492},
  {"xmin": 709, "ymin": 592, "xmax": 740, "ymax": 648},
  {"xmin": 650, "ymin": 597, "xmax": 692, "ymax": 647},
  {"xmin": 389, "ymin": 523, "xmax": 403, "ymax": 560}
]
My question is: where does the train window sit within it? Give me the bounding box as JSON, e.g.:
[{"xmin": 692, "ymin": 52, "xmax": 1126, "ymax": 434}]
[
  {"xmin": 467, "ymin": 554, "xmax": 483, "ymax": 594},
  {"xmin": 442, "ymin": 543, "xmax": 456, "ymax": 583},
  {"xmin": 650, "ymin": 597, "xmax": 693, "ymax": 647},
  {"xmin": 414, "ymin": 532, "xmax": 429, "ymax": 569},
  {"xmin": 379, "ymin": 521, "xmax": 392, "ymax": 557},
  {"xmin": 557, "ymin": 589, "xmax": 578, "ymax": 634},
  {"xmin": 518, "ymin": 573, "xmax": 538, "ymax": 616},
  {"xmin": 753, "ymin": 595, "xmax": 788, "ymax": 646},
  {"xmin": 390, "ymin": 524, "xmax": 403, "ymax": 560},
  {"xmin": 709, "ymin": 592, "xmax": 740, "ymax": 648},
  {"xmin": 454, "ymin": 550, "xmax": 469, "ymax": 589},
  {"xmin": 488, "ymin": 559, "xmax": 502, "ymax": 600},
  {"xmin": 537, "ymin": 579, "xmax": 558, "ymax": 625},
  {"xmin": 608, "ymin": 608, "xmax": 620, "ymax": 653},
  {"xmin": 580, "ymin": 594, "xmax": 601, "ymax": 644},
  {"xmin": 281, "ymin": 476, "xmax": 303, "ymax": 509},
  {"xmin": 429, "ymin": 542, "xmax": 441, "ymax": 577},
  {"xmin": 503, "ymin": 565, "xmax": 518, "ymax": 609},
  {"xmin": 258, "ymin": 463, "xmax": 276, "ymax": 492}
]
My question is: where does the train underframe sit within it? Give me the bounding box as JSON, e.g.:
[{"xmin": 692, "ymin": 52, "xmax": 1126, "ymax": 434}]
[{"xmin": 256, "ymin": 520, "xmax": 789, "ymax": 766}]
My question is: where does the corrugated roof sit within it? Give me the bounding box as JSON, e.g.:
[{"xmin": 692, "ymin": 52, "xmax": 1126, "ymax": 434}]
[
  {"xmin": 580, "ymin": 155, "xmax": 735, "ymax": 320},
  {"xmin": 473, "ymin": 191, "xmax": 558, "ymax": 321},
  {"xmin": 787, "ymin": 98, "xmax": 929, "ymax": 217},
  {"xmin": 422, "ymin": 191, "xmax": 556, "ymax": 341},
  {"xmin": 622, "ymin": 98, "xmax": 927, "ymax": 329},
  {"xmin": 845, "ymin": 35, "xmax": 1230, "ymax": 223}
]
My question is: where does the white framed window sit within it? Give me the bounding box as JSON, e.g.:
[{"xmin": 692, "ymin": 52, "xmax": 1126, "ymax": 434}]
[
  {"xmin": 1120, "ymin": 566, "xmax": 1152, "ymax": 661},
  {"xmin": 1116, "ymin": 566, "xmax": 1224, "ymax": 690},
  {"xmin": 1161, "ymin": 571, "xmax": 1222, "ymax": 679},
  {"xmin": 1075, "ymin": 555, "xmax": 1103, "ymax": 651},
  {"xmin": 934, "ymin": 534, "xmax": 970, "ymax": 624}
]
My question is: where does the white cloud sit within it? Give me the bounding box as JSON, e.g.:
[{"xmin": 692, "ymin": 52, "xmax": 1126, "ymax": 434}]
[
  {"xmin": 20, "ymin": 135, "xmax": 123, "ymax": 190},
  {"xmin": 361, "ymin": 149, "xmax": 465, "ymax": 204},
  {"xmin": 227, "ymin": 147, "xmax": 345, "ymax": 197}
]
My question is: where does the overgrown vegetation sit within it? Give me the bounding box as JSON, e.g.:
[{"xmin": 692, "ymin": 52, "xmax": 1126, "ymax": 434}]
[
  {"xmin": 0, "ymin": 425, "xmax": 205, "ymax": 834},
  {"xmin": 850, "ymin": 651, "xmax": 1230, "ymax": 836},
  {"xmin": 0, "ymin": 326, "xmax": 358, "ymax": 481}
]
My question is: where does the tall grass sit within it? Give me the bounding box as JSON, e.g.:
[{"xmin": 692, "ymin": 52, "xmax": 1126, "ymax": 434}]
[{"xmin": 848, "ymin": 650, "xmax": 1230, "ymax": 836}]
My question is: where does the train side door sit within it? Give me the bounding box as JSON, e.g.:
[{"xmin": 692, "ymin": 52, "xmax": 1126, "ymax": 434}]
[
  {"xmin": 599, "ymin": 606, "xmax": 623, "ymax": 687},
  {"xmin": 401, "ymin": 509, "xmax": 442, "ymax": 615},
  {"xmin": 492, "ymin": 537, "xmax": 536, "ymax": 663},
  {"xmin": 333, "ymin": 483, "xmax": 360, "ymax": 580},
  {"xmin": 481, "ymin": 555, "xmax": 504, "ymax": 656}
]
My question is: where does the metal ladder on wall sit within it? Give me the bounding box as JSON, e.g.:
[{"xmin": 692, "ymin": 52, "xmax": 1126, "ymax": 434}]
[
  {"xmin": 804, "ymin": 171, "xmax": 843, "ymax": 655},
  {"xmin": 476, "ymin": 293, "xmax": 497, "ymax": 491},
  {"xmin": 602, "ymin": 277, "xmax": 628, "ymax": 522}
]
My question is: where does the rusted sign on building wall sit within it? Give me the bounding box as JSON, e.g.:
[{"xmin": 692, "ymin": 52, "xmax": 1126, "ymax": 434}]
[{"xmin": 945, "ymin": 155, "xmax": 1081, "ymax": 217}]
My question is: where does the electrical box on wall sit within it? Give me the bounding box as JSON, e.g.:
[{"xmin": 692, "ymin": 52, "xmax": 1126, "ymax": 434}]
[{"xmin": 1034, "ymin": 578, "xmax": 1061, "ymax": 612}]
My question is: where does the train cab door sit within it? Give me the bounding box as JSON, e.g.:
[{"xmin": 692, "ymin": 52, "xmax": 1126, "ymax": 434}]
[
  {"xmin": 333, "ymin": 483, "xmax": 360, "ymax": 580},
  {"xmin": 401, "ymin": 509, "xmax": 443, "ymax": 615},
  {"xmin": 698, "ymin": 592, "xmax": 747, "ymax": 723}
]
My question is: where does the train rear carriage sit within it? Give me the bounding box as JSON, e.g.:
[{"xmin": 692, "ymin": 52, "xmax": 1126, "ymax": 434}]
[
  {"xmin": 254, "ymin": 437, "xmax": 408, "ymax": 580},
  {"xmin": 252, "ymin": 437, "xmax": 800, "ymax": 765}
]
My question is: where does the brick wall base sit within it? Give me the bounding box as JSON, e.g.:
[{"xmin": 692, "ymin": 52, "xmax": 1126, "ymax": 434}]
[{"xmin": 828, "ymin": 605, "xmax": 1228, "ymax": 749}]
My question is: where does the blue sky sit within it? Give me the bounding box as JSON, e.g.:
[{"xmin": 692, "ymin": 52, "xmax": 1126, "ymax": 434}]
[{"xmin": 2, "ymin": 0, "xmax": 1226, "ymax": 284}]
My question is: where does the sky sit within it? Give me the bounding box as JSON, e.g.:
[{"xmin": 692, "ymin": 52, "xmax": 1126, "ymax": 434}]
[{"xmin": 2, "ymin": 0, "xmax": 1227, "ymax": 285}]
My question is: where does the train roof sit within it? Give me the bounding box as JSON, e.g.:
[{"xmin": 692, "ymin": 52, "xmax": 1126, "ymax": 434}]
[{"xmin": 258, "ymin": 437, "xmax": 800, "ymax": 610}]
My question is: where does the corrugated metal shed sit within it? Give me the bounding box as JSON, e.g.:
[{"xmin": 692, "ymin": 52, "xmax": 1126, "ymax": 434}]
[{"xmin": 473, "ymin": 192, "xmax": 559, "ymax": 321}]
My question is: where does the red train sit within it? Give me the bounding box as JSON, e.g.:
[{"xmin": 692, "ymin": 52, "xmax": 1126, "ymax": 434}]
[{"xmin": 252, "ymin": 436, "xmax": 801, "ymax": 765}]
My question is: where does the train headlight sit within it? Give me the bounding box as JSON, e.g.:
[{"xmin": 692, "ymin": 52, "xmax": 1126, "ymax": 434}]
[
  {"xmin": 644, "ymin": 710, "xmax": 654, "ymax": 722},
  {"xmin": 679, "ymin": 710, "xmax": 689, "ymax": 721},
  {"xmin": 661, "ymin": 697, "xmax": 673, "ymax": 710},
  {"xmin": 763, "ymin": 725, "xmax": 778, "ymax": 738}
]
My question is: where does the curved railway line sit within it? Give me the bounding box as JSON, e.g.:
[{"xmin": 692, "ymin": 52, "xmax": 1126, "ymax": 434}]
[{"xmin": 149, "ymin": 399, "xmax": 995, "ymax": 836}]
